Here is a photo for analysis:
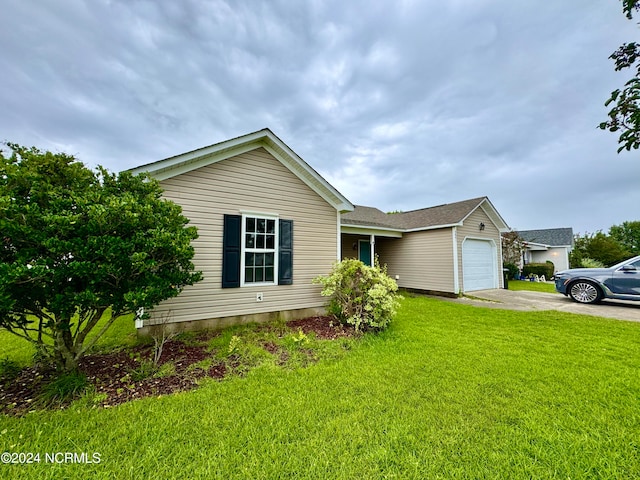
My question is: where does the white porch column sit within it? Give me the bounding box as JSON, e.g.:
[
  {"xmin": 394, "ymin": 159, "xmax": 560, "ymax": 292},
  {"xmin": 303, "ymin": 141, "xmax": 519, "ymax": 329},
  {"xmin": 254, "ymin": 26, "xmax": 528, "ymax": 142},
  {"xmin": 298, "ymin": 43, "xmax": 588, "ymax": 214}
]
[
  {"xmin": 370, "ymin": 234, "xmax": 375, "ymax": 266},
  {"xmin": 337, "ymin": 211, "xmax": 342, "ymax": 261}
]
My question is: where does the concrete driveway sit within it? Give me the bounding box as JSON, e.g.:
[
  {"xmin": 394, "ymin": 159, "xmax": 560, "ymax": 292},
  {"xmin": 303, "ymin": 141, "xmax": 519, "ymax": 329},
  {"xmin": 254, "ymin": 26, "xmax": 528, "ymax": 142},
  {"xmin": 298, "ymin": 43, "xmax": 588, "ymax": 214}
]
[{"xmin": 452, "ymin": 289, "xmax": 640, "ymax": 322}]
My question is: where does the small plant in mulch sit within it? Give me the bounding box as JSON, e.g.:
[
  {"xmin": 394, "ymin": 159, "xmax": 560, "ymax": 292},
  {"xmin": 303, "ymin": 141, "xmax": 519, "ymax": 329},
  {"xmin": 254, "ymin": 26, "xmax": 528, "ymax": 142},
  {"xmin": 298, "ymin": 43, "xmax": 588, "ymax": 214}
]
[
  {"xmin": 0, "ymin": 316, "xmax": 357, "ymax": 416},
  {"xmin": 38, "ymin": 371, "xmax": 89, "ymax": 407},
  {"xmin": 0, "ymin": 358, "xmax": 21, "ymax": 386}
]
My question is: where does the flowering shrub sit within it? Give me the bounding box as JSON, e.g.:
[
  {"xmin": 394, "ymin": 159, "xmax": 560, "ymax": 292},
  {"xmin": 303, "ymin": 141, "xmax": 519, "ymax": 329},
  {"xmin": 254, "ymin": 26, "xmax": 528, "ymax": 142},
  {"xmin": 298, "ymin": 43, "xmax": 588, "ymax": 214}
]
[{"xmin": 313, "ymin": 259, "xmax": 400, "ymax": 332}]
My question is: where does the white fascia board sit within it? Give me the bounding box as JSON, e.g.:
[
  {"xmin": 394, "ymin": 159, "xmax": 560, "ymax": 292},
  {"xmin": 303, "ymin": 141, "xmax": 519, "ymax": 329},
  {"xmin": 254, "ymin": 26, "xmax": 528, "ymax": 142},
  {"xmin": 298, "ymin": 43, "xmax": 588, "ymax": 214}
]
[
  {"xmin": 261, "ymin": 141, "xmax": 354, "ymax": 213},
  {"xmin": 458, "ymin": 199, "xmax": 509, "ymax": 233},
  {"xmin": 479, "ymin": 200, "xmax": 510, "ymax": 232},
  {"xmin": 131, "ymin": 142, "xmax": 261, "ymax": 181},
  {"xmin": 128, "ymin": 129, "xmax": 354, "ymax": 213},
  {"xmin": 404, "ymin": 223, "xmax": 461, "ymax": 233},
  {"xmin": 524, "ymin": 241, "xmax": 550, "ymax": 251},
  {"xmin": 341, "ymin": 225, "xmax": 403, "ymax": 238},
  {"xmin": 128, "ymin": 130, "xmax": 268, "ymax": 178}
]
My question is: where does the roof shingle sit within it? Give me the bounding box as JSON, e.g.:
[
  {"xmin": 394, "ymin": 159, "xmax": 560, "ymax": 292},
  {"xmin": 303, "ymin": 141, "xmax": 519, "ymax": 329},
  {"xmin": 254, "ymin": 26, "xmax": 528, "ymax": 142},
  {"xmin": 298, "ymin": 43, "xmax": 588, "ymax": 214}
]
[
  {"xmin": 517, "ymin": 228, "xmax": 574, "ymax": 246},
  {"xmin": 341, "ymin": 197, "xmax": 489, "ymax": 230}
]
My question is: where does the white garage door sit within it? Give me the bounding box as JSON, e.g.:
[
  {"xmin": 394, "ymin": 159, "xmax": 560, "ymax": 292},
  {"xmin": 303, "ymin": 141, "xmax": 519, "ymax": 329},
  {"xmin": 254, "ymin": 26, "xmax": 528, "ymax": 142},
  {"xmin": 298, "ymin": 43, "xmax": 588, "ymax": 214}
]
[{"xmin": 463, "ymin": 239, "xmax": 496, "ymax": 292}]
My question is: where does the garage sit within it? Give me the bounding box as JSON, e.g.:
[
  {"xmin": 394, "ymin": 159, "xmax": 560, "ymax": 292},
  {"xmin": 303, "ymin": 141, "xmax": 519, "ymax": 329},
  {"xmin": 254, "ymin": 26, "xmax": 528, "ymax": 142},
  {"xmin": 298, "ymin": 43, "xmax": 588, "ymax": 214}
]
[{"xmin": 462, "ymin": 239, "xmax": 497, "ymax": 292}]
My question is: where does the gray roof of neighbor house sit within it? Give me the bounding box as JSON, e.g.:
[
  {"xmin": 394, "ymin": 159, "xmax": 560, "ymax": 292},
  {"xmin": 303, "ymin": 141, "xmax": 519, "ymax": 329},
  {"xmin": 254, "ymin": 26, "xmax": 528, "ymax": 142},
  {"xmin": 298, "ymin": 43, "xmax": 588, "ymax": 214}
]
[
  {"xmin": 517, "ymin": 228, "xmax": 574, "ymax": 247},
  {"xmin": 342, "ymin": 197, "xmax": 509, "ymax": 232}
]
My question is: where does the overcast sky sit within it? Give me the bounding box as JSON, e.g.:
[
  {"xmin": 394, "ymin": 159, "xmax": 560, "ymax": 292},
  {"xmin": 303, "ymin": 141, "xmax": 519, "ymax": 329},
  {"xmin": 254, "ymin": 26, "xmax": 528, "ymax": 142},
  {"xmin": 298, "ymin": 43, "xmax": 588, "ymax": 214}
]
[{"xmin": 1, "ymin": 0, "xmax": 639, "ymax": 234}]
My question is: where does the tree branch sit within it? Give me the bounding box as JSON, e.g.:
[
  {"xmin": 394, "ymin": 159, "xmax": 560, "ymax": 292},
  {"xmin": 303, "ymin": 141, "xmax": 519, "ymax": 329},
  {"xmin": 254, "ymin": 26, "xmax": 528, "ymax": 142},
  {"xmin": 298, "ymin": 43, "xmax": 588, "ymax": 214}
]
[
  {"xmin": 74, "ymin": 307, "xmax": 107, "ymax": 348},
  {"xmin": 75, "ymin": 310, "xmax": 122, "ymax": 359}
]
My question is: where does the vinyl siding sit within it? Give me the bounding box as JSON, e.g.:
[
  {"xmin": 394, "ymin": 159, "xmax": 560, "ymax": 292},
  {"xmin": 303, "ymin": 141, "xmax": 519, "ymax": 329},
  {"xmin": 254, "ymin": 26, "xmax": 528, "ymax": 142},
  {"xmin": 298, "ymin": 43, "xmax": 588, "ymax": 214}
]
[
  {"xmin": 530, "ymin": 247, "xmax": 569, "ymax": 272},
  {"xmin": 146, "ymin": 147, "xmax": 337, "ymax": 325},
  {"xmin": 456, "ymin": 208, "xmax": 503, "ymax": 291},
  {"xmin": 376, "ymin": 229, "xmax": 456, "ymax": 293}
]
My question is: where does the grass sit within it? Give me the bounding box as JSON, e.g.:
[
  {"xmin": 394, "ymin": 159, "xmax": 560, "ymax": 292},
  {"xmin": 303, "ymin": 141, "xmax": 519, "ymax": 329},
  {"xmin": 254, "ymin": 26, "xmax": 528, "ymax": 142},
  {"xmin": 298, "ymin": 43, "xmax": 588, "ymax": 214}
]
[
  {"xmin": 0, "ymin": 312, "xmax": 139, "ymax": 368},
  {"xmin": 508, "ymin": 279, "xmax": 557, "ymax": 293},
  {"xmin": 1, "ymin": 296, "xmax": 639, "ymax": 478}
]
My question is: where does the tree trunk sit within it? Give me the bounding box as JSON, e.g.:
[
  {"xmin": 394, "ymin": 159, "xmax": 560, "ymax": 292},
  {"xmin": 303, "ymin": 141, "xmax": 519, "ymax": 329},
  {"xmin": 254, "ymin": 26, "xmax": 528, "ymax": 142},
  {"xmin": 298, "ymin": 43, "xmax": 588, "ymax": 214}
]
[{"xmin": 54, "ymin": 327, "xmax": 79, "ymax": 372}]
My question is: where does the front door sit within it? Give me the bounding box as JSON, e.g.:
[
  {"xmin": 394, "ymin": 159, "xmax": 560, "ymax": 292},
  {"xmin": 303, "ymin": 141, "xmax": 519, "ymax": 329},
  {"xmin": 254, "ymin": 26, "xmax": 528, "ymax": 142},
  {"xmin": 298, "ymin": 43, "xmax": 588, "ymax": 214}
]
[{"xmin": 358, "ymin": 240, "xmax": 372, "ymax": 266}]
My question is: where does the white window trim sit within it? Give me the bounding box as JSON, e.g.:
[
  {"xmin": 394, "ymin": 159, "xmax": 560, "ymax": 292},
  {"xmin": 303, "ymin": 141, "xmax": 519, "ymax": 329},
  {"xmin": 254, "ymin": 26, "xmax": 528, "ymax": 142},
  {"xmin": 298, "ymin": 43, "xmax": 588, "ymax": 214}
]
[{"xmin": 240, "ymin": 213, "xmax": 279, "ymax": 287}]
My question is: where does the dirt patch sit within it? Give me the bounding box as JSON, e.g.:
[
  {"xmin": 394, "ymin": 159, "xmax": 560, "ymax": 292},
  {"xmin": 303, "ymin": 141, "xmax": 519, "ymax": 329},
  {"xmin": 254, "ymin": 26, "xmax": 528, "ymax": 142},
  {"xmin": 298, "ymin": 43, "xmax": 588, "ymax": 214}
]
[
  {"xmin": 0, "ymin": 315, "xmax": 353, "ymax": 416},
  {"xmin": 287, "ymin": 315, "xmax": 354, "ymax": 339}
]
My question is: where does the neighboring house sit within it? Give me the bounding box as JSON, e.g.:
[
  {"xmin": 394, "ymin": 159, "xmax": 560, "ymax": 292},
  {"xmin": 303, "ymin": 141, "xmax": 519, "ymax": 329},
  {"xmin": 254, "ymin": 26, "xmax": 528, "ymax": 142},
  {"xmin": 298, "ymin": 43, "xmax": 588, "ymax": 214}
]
[
  {"xmin": 129, "ymin": 129, "xmax": 353, "ymax": 334},
  {"xmin": 130, "ymin": 129, "xmax": 511, "ymax": 332},
  {"xmin": 341, "ymin": 197, "xmax": 510, "ymax": 295},
  {"xmin": 517, "ymin": 228, "xmax": 574, "ymax": 273}
]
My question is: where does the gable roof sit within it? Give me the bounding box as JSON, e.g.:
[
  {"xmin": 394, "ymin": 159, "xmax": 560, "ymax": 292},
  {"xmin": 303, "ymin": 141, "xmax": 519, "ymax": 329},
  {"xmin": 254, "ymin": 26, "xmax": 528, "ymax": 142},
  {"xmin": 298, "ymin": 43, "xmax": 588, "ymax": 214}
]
[
  {"xmin": 342, "ymin": 197, "xmax": 509, "ymax": 232},
  {"xmin": 517, "ymin": 228, "xmax": 574, "ymax": 247},
  {"xmin": 128, "ymin": 128, "xmax": 354, "ymax": 213}
]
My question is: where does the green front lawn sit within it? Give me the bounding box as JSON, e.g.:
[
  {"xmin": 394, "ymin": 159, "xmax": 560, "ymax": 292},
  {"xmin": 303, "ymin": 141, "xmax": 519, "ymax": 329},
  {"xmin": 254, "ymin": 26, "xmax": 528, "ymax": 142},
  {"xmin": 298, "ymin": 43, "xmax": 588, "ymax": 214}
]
[
  {"xmin": 508, "ymin": 279, "xmax": 557, "ymax": 293},
  {"xmin": 0, "ymin": 312, "xmax": 139, "ymax": 368},
  {"xmin": 1, "ymin": 296, "xmax": 639, "ymax": 479}
]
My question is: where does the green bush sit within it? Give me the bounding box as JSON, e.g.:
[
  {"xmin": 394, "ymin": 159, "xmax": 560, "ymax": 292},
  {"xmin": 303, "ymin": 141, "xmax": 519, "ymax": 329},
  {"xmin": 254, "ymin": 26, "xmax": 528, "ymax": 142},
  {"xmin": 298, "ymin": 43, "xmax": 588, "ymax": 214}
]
[
  {"xmin": 580, "ymin": 257, "xmax": 606, "ymax": 268},
  {"xmin": 504, "ymin": 263, "xmax": 519, "ymax": 279},
  {"xmin": 522, "ymin": 262, "xmax": 554, "ymax": 279},
  {"xmin": 313, "ymin": 259, "xmax": 400, "ymax": 332}
]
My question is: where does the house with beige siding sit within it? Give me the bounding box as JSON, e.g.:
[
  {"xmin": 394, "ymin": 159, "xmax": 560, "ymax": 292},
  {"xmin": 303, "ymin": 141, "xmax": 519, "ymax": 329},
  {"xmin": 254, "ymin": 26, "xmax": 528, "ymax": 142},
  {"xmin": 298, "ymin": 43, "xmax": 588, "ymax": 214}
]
[
  {"xmin": 129, "ymin": 129, "xmax": 353, "ymax": 333},
  {"xmin": 130, "ymin": 129, "xmax": 510, "ymax": 331},
  {"xmin": 341, "ymin": 197, "xmax": 510, "ymax": 295},
  {"xmin": 517, "ymin": 227, "xmax": 574, "ymax": 273}
]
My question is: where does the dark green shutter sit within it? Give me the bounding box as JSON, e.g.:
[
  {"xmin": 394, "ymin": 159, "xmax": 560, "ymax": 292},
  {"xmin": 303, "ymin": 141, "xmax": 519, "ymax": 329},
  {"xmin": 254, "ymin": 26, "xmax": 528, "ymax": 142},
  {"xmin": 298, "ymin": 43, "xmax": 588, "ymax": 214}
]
[
  {"xmin": 278, "ymin": 219, "xmax": 293, "ymax": 285},
  {"xmin": 222, "ymin": 214, "xmax": 241, "ymax": 288}
]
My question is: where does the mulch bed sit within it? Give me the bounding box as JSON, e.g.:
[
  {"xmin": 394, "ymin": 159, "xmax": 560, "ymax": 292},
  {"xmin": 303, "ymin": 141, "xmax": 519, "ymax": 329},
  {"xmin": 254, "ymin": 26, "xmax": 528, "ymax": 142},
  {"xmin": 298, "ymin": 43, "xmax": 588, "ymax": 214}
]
[
  {"xmin": 0, "ymin": 316, "xmax": 353, "ymax": 416},
  {"xmin": 287, "ymin": 315, "xmax": 354, "ymax": 340}
]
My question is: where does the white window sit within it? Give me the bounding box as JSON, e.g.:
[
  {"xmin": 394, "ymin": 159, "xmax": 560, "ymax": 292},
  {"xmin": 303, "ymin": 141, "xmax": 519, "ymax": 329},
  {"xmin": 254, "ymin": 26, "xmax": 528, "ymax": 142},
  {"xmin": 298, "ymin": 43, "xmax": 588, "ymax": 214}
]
[{"xmin": 241, "ymin": 214, "xmax": 278, "ymax": 285}]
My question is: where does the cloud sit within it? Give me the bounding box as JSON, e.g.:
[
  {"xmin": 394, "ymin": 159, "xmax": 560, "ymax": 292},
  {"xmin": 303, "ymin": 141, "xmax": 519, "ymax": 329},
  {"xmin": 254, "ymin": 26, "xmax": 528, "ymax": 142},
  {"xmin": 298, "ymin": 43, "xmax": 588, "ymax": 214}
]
[{"xmin": 1, "ymin": 0, "xmax": 638, "ymax": 232}]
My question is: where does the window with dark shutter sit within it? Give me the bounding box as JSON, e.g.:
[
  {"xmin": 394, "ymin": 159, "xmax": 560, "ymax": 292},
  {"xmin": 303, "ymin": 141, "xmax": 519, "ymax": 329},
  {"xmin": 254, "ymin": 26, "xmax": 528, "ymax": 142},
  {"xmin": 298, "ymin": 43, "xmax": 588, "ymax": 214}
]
[{"xmin": 222, "ymin": 214, "xmax": 293, "ymax": 287}]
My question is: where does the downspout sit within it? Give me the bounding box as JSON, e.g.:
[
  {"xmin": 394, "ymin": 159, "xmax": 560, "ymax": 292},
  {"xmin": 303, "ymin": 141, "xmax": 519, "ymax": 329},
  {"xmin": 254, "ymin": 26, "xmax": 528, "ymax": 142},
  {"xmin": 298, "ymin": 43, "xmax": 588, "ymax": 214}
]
[{"xmin": 452, "ymin": 227, "xmax": 459, "ymax": 294}]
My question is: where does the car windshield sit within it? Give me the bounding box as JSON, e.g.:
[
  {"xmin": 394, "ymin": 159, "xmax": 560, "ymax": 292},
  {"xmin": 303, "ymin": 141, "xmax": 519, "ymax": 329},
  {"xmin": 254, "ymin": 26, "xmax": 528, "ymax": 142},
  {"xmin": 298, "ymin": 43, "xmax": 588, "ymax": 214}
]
[{"xmin": 610, "ymin": 256, "xmax": 640, "ymax": 269}]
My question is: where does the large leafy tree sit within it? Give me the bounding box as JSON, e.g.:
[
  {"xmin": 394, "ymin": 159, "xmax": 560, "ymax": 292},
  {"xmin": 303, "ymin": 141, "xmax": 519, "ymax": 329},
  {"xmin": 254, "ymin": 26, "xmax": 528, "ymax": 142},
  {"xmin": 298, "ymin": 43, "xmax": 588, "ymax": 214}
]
[
  {"xmin": 609, "ymin": 220, "xmax": 640, "ymax": 255},
  {"xmin": 569, "ymin": 231, "xmax": 631, "ymax": 268},
  {"xmin": 599, "ymin": 0, "xmax": 640, "ymax": 152},
  {"xmin": 0, "ymin": 144, "xmax": 202, "ymax": 372}
]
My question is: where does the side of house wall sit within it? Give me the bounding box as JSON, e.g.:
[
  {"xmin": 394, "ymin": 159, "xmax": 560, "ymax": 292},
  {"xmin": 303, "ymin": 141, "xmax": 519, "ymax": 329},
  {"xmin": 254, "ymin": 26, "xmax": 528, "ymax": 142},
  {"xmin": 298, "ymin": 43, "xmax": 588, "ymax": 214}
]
[
  {"xmin": 375, "ymin": 229, "xmax": 456, "ymax": 293},
  {"xmin": 145, "ymin": 147, "xmax": 337, "ymax": 328},
  {"xmin": 456, "ymin": 207, "xmax": 503, "ymax": 291},
  {"xmin": 530, "ymin": 247, "xmax": 569, "ymax": 272}
]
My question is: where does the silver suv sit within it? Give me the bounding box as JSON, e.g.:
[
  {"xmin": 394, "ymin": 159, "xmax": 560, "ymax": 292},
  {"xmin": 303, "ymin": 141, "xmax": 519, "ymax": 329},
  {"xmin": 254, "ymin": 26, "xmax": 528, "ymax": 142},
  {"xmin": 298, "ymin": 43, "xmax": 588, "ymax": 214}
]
[{"xmin": 554, "ymin": 256, "xmax": 640, "ymax": 304}]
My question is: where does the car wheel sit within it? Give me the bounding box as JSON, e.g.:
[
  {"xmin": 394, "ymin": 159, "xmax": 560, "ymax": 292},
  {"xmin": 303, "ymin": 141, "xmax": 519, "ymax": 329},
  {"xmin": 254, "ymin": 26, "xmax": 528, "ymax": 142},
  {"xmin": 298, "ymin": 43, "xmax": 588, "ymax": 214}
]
[{"xmin": 568, "ymin": 281, "xmax": 602, "ymax": 304}]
